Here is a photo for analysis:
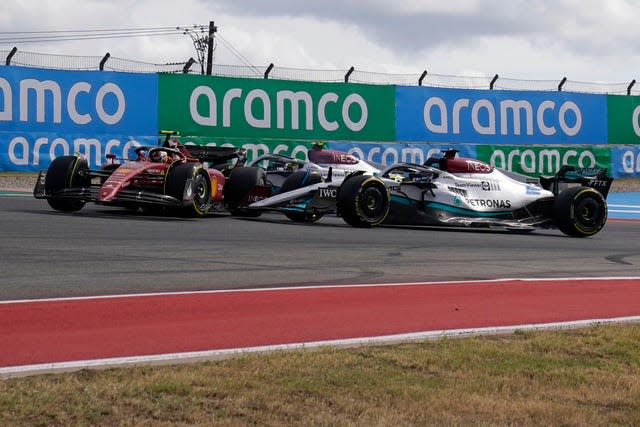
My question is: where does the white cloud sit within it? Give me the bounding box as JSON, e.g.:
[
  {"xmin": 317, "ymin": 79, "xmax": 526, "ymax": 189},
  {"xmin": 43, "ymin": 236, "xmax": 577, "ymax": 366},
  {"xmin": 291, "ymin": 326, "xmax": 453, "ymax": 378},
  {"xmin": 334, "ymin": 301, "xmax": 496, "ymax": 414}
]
[
  {"xmin": 1, "ymin": 0, "xmax": 639, "ymax": 84},
  {"xmin": 388, "ymin": 0, "xmax": 483, "ymax": 14}
]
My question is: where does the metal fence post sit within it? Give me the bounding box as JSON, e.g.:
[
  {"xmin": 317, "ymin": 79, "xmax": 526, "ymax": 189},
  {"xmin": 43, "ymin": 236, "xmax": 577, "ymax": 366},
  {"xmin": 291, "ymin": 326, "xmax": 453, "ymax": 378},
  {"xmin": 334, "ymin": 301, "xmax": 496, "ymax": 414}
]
[
  {"xmin": 344, "ymin": 66, "xmax": 355, "ymax": 83},
  {"xmin": 558, "ymin": 77, "xmax": 567, "ymax": 91},
  {"xmin": 183, "ymin": 58, "xmax": 195, "ymax": 74},
  {"xmin": 99, "ymin": 53, "xmax": 110, "ymax": 71},
  {"xmin": 264, "ymin": 63, "xmax": 274, "ymax": 79},
  {"xmin": 5, "ymin": 47, "xmax": 17, "ymax": 66},
  {"xmin": 418, "ymin": 70, "xmax": 427, "ymax": 86},
  {"xmin": 628, "ymin": 79, "xmax": 636, "ymax": 96},
  {"xmin": 490, "ymin": 74, "xmax": 499, "ymax": 90}
]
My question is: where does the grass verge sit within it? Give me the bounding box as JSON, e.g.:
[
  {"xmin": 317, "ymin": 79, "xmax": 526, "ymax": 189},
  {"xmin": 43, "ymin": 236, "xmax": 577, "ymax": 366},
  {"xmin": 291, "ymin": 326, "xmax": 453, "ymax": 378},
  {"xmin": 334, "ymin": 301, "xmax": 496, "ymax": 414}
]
[{"xmin": 1, "ymin": 323, "xmax": 640, "ymax": 425}]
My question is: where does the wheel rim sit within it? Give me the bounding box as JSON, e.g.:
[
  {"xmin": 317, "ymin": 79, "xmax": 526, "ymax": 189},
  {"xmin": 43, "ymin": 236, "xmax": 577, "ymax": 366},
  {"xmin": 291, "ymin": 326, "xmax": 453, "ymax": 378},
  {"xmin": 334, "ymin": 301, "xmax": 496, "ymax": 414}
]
[
  {"xmin": 359, "ymin": 185, "xmax": 386, "ymax": 220},
  {"xmin": 193, "ymin": 175, "xmax": 210, "ymax": 210},
  {"xmin": 197, "ymin": 181, "xmax": 207, "ymax": 199},
  {"xmin": 575, "ymin": 196, "xmax": 601, "ymax": 228}
]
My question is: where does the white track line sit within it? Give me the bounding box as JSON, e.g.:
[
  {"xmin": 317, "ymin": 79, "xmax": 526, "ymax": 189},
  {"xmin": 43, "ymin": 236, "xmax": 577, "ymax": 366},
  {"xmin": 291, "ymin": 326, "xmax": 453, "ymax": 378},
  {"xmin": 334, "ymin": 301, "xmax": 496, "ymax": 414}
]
[
  {"xmin": 609, "ymin": 209, "xmax": 640, "ymax": 214},
  {"xmin": 2, "ymin": 276, "xmax": 640, "ymax": 305},
  {"xmin": 608, "ymin": 204, "xmax": 640, "ymax": 208}
]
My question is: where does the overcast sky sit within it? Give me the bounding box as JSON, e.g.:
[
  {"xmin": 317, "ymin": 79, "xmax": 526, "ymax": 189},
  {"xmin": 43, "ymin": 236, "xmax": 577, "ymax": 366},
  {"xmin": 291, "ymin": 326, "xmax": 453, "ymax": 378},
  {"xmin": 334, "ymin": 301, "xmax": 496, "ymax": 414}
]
[{"xmin": 2, "ymin": 0, "xmax": 639, "ymax": 84}]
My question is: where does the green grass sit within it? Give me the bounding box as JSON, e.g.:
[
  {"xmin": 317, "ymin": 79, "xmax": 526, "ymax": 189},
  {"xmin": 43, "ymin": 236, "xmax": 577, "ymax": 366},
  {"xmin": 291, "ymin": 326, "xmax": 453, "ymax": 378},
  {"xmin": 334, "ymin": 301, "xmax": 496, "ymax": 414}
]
[{"xmin": 2, "ymin": 323, "xmax": 640, "ymax": 425}]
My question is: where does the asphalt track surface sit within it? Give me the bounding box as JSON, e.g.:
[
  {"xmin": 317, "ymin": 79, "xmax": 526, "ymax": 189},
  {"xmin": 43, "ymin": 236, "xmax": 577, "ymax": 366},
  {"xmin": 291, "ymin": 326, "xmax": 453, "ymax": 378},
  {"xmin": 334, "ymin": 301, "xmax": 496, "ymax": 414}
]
[
  {"xmin": 2, "ymin": 195, "xmax": 640, "ymax": 300},
  {"xmin": 1, "ymin": 195, "xmax": 640, "ymax": 374}
]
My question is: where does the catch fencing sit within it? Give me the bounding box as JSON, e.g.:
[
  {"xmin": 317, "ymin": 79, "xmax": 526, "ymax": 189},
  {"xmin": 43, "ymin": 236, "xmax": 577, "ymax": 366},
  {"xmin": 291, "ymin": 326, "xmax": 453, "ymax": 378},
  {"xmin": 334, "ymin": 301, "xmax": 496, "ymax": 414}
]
[{"xmin": 1, "ymin": 48, "xmax": 637, "ymax": 95}]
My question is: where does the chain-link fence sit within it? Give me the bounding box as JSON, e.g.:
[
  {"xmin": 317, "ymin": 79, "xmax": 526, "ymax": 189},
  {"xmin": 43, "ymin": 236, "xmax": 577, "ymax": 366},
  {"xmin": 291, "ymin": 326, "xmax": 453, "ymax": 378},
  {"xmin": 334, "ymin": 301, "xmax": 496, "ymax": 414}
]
[
  {"xmin": 1, "ymin": 49, "xmax": 188, "ymax": 73},
  {"xmin": 2, "ymin": 48, "xmax": 638, "ymax": 95}
]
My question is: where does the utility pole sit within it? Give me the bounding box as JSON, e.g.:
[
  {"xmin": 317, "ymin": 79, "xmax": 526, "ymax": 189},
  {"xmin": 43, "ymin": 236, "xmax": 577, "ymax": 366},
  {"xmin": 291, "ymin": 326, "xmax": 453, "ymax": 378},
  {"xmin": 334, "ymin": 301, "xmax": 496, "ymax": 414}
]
[{"xmin": 206, "ymin": 21, "xmax": 217, "ymax": 75}]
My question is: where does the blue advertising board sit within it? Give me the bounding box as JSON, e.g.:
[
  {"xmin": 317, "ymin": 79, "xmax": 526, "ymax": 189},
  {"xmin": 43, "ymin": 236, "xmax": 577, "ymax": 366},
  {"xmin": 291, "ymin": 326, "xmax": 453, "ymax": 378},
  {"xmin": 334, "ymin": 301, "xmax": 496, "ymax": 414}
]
[
  {"xmin": 327, "ymin": 141, "xmax": 476, "ymax": 167},
  {"xmin": 611, "ymin": 145, "xmax": 640, "ymax": 178},
  {"xmin": 396, "ymin": 86, "xmax": 607, "ymax": 145},
  {"xmin": 0, "ymin": 66, "xmax": 157, "ymax": 171}
]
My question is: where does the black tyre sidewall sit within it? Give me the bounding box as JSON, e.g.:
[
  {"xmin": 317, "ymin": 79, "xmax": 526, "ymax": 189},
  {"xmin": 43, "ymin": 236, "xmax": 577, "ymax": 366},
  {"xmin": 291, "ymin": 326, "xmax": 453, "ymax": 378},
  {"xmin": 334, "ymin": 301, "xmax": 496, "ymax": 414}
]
[
  {"xmin": 225, "ymin": 167, "xmax": 266, "ymax": 216},
  {"xmin": 190, "ymin": 171, "xmax": 212, "ymax": 216},
  {"xmin": 553, "ymin": 186, "xmax": 607, "ymax": 237},
  {"xmin": 165, "ymin": 163, "xmax": 211, "ymax": 217},
  {"xmin": 45, "ymin": 156, "xmax": 88, "ymax": 212},
  {"xmin": 338, "ymin": 175, "xmax": 390, "ymax": 227}
]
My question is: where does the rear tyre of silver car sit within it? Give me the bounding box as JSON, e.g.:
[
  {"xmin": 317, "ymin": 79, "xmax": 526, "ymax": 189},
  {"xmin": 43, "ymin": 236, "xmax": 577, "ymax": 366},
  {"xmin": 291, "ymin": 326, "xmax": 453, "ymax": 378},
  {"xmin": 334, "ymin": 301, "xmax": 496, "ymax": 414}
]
[
  {"xmin": 225, "ymin": 167, "xmax": 266, "ymax": 217},
  {"xmin": 337, "ymin": 175, "xmax": 390, "ymax": 228},
  {"xmin": 553, "ymin": 186, "xmax": 607, "ymax": 237},
  {"xmin": 45, "ymin": 155, "xmax": 90, "ymax": 212}
]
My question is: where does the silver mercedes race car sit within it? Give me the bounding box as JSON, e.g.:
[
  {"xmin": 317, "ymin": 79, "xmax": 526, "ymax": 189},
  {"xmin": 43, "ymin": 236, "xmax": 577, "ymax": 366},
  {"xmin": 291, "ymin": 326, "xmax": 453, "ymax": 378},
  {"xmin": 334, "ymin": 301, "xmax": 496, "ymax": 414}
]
[
  {"xmin": 249, "ymin": 148, "xmax": 613, "ymax": 237},
  {"xmin": 248, "ymin": 143, "xmax": 381, "ymax": 221}
]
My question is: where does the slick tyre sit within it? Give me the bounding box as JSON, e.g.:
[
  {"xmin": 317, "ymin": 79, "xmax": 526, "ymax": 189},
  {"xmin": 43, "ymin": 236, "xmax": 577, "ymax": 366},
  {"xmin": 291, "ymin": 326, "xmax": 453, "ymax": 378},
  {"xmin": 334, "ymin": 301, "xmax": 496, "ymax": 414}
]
[
  {"xmin": 45, "ymin": 155, "xmax": 89, "ymax": 212},
  {"xmin": 165, "ymin": 164, "xmax": 211, "ymax": 217},
  {"xmin": 280, "ymin": 170, "xmax": 324, "ymax": 222},
  {"xmin": 553, "ymin": 186, "xmax": 607, "ymax": 237},
  {"xmin": 338, "ymin": 175, "xmax": 390, "ymax": 228},
  {"xmin": 225, "ymin": 167, "xmax": 266, "ymax": 217}
]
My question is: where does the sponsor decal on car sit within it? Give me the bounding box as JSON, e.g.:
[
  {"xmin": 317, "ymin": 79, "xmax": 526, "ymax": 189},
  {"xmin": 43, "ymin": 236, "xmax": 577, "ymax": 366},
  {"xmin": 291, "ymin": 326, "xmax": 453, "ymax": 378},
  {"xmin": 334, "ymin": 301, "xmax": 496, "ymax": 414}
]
[
  {"xmin": 526, "ymin": 184, "xmax": 542, "ymax": 195},
  {"xmin": 481, "ymin": 181, "xmax": 500, "ymax": 191},
  {"xmin": 454, "ymin": 182, "xmax": 483, "ymax": 189},
  {"xmin": 318, "ymin": 187, "xmax": 338, "ymax": 199},
  {"xmin": 466, "ymin": 199, "xmax": 512, "ymax": 208},
  {"xmin": 465, "ymin": 160, "xmax": 493, "ymax": 173}
]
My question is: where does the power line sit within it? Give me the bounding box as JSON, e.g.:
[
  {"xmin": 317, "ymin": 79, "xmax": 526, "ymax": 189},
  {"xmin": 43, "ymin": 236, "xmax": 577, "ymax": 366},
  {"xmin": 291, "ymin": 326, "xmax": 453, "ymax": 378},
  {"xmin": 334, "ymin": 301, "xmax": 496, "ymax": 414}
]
[
  {"xmin": 0, "ymin": 26, "xmax": 183, "ymax": 34},
  {"xmin": 0, "ymin": 24, "xmax": 264, "ymax": 76},
  {"xmin": 0, "ymin": 26, "xmax": 205, "ymax": 45},
  {"xmin": 0, "ymin": 32, "xmax": 182, "ymax": 44},
  {"xmin": 216, "ymin": 34, "xmax": 261, "ymax": 76}
]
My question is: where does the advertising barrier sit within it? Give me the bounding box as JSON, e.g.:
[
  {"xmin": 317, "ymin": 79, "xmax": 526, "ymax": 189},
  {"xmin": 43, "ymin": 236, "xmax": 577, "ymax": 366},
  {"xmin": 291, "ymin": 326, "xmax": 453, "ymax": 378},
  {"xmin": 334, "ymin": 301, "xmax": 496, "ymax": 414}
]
[
  {"xmin": 612, "ymin": 145, "xmax": 640, "ymax": 177},
  {"xmin": 176, "ymin": 136, "xmax": 314, "ymax": 162},
  {"xmin": 475, "ymin": 144, "xmax": 611, "ymax": 176},
  {"xmin": 607, "ymin": 94, "xmax": 640, "ymax": 145},
  {"xmin": 0, "ymin": 66, "xmax": 157, "ymax": 171},
  {"xmin": 326, "ymin": 141, "xmax": 624, "ymax": 178},
  {"xmin": 396, "ymin": 86, "xmax": 607, "ymax": 145},
  {"xmin": 327, "ymin": 141, "xmax": 476, "ymax": 166},
  {"xmin": 1, "ymin": 66, "xmax": 638, "ymax": 179},
  {"xmin": 158, "ymin": 74, "xmax": 395, "ymax": 142},
  {"xmin": 328, "ymin": 141, "xmax": 628, "ymax": 179}
]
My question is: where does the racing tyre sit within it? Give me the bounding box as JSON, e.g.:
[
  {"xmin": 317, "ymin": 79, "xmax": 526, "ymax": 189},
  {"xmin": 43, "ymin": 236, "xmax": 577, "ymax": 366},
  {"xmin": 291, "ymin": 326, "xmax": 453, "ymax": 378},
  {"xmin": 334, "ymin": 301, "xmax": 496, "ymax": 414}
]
[
  {"xmin": 280, "ymin": 170, "xmax": 324, "ymax": 222},
  {"xmin": 225, "ymin": 167, "xmax": 266, "ymax": 217},
  {"xmin": 45, "ymin": 155, "xmax": 90, "ymax": 212},
  {"xmin": 553, "ymin": 186, "xmax": 607, "ymax": 237},
  {"xmin": 165, "ymin": 164, "xmax": 211, "ymax": 217},
  {"xmin": 338, "ymin": 175, "xmax": 390, "ymax": 227}
]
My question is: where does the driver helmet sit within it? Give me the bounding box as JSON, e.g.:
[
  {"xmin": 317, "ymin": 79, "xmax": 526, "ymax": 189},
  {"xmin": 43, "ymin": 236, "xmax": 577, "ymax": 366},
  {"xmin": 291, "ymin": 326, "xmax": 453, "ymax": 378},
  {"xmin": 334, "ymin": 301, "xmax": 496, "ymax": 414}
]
[{"xmin": 151, "ymin": 150, "xmax": 168, "ymax": 163}]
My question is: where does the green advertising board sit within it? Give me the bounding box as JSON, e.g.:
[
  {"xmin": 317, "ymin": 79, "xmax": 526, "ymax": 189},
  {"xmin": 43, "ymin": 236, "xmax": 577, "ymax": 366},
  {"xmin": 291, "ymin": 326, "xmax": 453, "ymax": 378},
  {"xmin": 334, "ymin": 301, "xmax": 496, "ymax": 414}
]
[
  {"xmin": 607, "ymin": 94, "xmax": 640, "ymax": 145},
  {"xmin": 476, "ymin": 145, "xmax": 611, "ymax": 177},
  {"xmin": 158, "ymin": 74, "xmax": 395, "ymax": 141},
  {"xmin": 177, "ymin": 135, "xmax": 313, "ymax": 162}
]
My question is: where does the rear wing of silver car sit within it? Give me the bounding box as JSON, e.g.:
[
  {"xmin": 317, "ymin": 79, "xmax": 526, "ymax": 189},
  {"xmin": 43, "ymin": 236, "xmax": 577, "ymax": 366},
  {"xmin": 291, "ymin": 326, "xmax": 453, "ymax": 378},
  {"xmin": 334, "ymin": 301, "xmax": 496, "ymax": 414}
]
[{"xmin": 539, "ymin": 165, "xmax": 614, "ymax": 198}]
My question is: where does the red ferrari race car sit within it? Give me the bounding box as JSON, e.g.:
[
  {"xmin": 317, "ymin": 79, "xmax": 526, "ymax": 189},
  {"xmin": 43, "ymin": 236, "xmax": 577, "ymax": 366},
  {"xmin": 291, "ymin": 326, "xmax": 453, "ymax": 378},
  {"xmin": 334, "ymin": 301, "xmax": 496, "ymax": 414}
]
[{"xmin": 33, "ymin": 131, "xmax": 268, "ymax": 217}]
